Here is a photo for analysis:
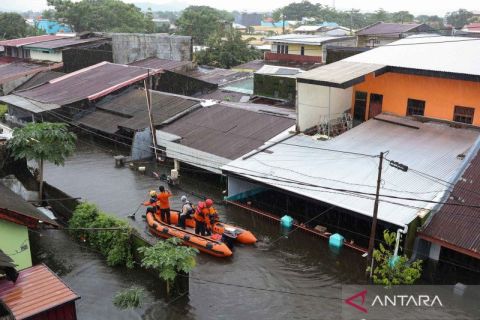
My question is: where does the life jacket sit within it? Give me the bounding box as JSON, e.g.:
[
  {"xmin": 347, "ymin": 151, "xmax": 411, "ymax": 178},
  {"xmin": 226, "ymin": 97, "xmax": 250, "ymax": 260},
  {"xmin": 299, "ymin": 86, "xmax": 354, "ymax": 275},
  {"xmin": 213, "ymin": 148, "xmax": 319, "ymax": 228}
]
[
  {"xmin": 194, "ymin": 206, "xmax": 205, "ymax": 222},
  {"xmin": 208, "ymin": 207, "xmax": 219, "ymax": 224}
]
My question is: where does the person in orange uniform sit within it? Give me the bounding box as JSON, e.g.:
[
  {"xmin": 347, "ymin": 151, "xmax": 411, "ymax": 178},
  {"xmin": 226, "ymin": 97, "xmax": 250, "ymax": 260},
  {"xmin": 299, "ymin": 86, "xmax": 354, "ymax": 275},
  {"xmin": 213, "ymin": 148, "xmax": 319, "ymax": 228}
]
[
  {"xmin": 194, "ymin": 201, "xmax": 207, "ymax": 236},
  {"xmin": 205, "ymin": 199, "xmax": 218, "ymax": 236},
  {"xmin": 157, "ymin": 185, "xmax": 172, "ymax": 224}
]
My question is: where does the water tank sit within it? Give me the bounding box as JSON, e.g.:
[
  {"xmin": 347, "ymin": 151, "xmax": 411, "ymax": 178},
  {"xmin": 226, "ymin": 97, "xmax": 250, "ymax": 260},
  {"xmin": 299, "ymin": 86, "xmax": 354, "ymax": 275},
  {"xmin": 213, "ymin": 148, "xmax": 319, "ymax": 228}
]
[
  {"xmin": 329, "ymin": 233, "xmax": 344, "ymax": 248},
  {"xmin": 280, "ymin": 215, "xmax": 293, "ymax": 228}
]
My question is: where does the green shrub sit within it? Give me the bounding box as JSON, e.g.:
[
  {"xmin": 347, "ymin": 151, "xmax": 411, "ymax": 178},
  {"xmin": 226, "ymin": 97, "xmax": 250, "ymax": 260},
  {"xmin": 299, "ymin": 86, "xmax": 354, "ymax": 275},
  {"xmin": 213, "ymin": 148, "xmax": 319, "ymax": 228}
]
[
  {"xmin": 70, "ymin": 202, "xmax": 134, "ymax": 268},
  {"xmin": 0, "ymin": 104, "xmax": 7, "ymax": 121},
  {"xmin": 113, "ymin": 286, "xmax": 144, "ymax": 309}
]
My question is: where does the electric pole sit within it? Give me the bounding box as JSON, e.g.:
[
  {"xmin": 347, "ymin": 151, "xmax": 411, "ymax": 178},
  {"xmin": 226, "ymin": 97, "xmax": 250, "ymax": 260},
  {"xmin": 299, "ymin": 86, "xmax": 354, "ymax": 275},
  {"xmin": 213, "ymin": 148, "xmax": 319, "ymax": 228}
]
[
  {"xmin": 144, "ymin": 71, "xmax": 158, "ymax": 161},
  {"xmin": 367, "ymin": 151, "xmax": 384, "ymax": 278}
]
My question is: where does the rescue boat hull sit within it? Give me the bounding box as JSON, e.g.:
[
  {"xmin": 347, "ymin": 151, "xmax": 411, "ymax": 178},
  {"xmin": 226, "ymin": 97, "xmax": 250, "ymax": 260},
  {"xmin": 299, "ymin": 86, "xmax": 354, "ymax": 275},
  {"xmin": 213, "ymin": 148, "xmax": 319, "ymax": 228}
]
[{"xmin": 146, "ymin": 212, "xmax": 233, "ymax": 258}]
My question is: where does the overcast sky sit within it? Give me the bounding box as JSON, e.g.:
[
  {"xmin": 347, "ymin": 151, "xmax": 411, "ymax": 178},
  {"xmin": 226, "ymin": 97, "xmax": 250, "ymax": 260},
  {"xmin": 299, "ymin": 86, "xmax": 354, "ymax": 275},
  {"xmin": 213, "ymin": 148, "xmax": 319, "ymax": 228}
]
[{"xmin": 2, "ymin": 0, "xmax": 479, "ymax": 15}]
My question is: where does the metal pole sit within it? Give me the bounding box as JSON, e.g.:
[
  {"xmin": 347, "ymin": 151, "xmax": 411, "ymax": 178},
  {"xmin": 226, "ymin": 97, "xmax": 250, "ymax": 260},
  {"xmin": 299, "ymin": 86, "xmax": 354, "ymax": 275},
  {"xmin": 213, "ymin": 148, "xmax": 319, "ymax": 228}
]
[
  {"xmin": 144, "ymin": 72, "xmax": 159, "ymax": 161},
  {"xmin": 368, "ymin": 151, "xmax": 384, "ymax": 278}
]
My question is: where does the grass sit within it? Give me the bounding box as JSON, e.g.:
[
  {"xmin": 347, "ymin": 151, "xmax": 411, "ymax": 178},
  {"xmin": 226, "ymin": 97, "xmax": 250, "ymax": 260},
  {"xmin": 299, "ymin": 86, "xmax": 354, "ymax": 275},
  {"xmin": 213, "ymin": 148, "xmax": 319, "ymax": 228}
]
[{"xmin": 113, "ymin": 286, "xmax": 144, "ymax": 309}]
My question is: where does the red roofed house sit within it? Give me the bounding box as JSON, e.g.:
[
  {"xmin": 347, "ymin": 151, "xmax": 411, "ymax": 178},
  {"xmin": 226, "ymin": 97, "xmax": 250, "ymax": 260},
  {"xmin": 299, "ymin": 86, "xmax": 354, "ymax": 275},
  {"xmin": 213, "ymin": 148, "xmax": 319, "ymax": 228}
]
[
  {"xmin": 0, "ymin": 264, "xmax": 79, "ymax": 320},
  {"xmin": 462, "ymin": 22, "xmax": 480, "ymax": 33},
  {"xmin": 0, "ymin": 35, "xmax": 68, "ymax": 59}
]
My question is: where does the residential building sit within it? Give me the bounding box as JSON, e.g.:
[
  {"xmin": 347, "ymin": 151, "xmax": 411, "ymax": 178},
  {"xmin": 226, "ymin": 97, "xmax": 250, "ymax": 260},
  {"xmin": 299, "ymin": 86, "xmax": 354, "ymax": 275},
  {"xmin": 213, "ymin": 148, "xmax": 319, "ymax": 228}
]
[
  {"xmin": 253, "ymin": 65, "xmax": 303, "ymax": 104},
  {"xmin": 356, "ymin": 22, "xmax": 435, "ymax": 47},
  {"xmin": 0, "ymin": 183, "xmax": 58, "ymax": 270},
  {"xmin": 0, "ymin": 62, "xmax": 160, "ymax": 125},
  {"xmin": 295, "ymin": 36, "xmax": 480, "ymax": 132},
  {"xmin": 462, "ymin": 22, "xmax": 480, "ymax": 33},
  {"xmin": 0, "ymin": 35, "xmax": 69, "ymax": 59},
  {"xmin": 0, "ymin": 264, "xmax": 79, "ymax": 320},
  {"xmin": 236, "ymin": 12, "xmax": 263, "ymax": 27},
  {"xmin": 264, "ymin": 34, "xmax": 355, "ymax": 64},
  {"xmin": 294, "ymin": 23, "xmax": 352, "ymax": 36}
]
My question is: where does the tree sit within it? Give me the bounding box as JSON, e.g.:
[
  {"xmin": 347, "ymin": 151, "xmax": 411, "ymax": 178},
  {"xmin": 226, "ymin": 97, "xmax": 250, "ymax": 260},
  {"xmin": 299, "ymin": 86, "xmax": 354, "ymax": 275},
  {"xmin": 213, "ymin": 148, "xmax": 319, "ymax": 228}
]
[
  {"xmin": 138, "ymin": 237, "xmax": 198, "ymax": 294},
  {"xmin": 272, "ymin": 1, "xmax": 322, "ymax": 21},
  {"xmin": 391, "ymin": 11, "xmax": 414, "ymax": 23},
  {"xmin": 0, "ymin": 13, "xmax": 28, "ymax": 39},
  {"xmin": 195, "ymin": 28, "xmax": 262, "ymax": 68},
  {"xmin": 176, "ymin": 5, "xmax": 233, "ymax": 45},
  {"xmin": 368, "ymin": 230, "xmax": 423, "ymax": 287},
  {"xmin": 416, "ymin": 15, "xmax": 444, "ymax": 31},
  {"xmin": 446, "ymin": 9, "xmax": 474, "ymax": 28},
  {"xmin": 8, "ymin": 122, "xmax": 76, "ymax": 200},
  {"xmin": 42, "ymin": 9, "xmax": 56, "ymax": 20},
  {"xmin": 47, "ymin": 0, "xmax": 155, "ymax": 33}
]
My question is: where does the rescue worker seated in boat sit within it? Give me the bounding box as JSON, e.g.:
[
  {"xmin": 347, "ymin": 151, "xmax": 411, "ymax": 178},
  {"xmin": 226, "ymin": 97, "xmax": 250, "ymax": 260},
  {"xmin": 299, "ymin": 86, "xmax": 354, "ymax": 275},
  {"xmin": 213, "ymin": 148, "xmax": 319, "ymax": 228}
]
[
  {"xmin": 205, "ymin": 198, "xmax": 219, "ymax": 236},
  {"xmin": 157, "ymin": 186, "xmax": 172, "ymax": 224},
  {"xmin": 194, "ymin": 201, "xmax": 207, "ymax": 236},
  {"xmin": 178, "ymin": 195, "xmax": 194, "ymax": 229},
  {"xmin": 139, "ymin": 190, "xmax": 157, "ymax": 219}
]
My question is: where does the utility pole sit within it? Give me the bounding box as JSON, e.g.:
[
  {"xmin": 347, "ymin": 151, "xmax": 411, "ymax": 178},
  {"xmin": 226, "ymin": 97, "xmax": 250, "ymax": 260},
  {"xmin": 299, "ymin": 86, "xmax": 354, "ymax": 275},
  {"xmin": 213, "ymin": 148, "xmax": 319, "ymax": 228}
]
[
  {"xmin": 367, "ymin": 151, "xmax": 384, "ymax": 278},
  {"xmin": 144, "ymin": 71, "xmax": 158, "ymax": 161},
  {"xmin": 282, "ymin": 12, "xmax": 286, "ymax": 35}
]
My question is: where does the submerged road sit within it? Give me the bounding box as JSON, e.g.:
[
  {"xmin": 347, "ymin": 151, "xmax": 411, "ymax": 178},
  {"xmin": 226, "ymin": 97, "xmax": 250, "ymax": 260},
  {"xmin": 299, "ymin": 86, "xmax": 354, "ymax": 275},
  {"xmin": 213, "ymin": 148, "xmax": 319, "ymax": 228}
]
[{"xmin": 40, "ymin": 139, "xmax": 369, "ymax": 319}]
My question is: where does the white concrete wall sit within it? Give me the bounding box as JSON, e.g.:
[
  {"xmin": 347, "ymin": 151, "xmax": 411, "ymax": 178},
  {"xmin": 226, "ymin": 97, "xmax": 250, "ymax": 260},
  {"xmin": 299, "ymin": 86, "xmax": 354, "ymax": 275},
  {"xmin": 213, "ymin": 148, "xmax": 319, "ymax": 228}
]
[
  {"xmin": 227, "ymin": 176, "xmax": 261, "ymax": 198},
  {"xmin": 30, "ymin": 50, "xmax": 62, "ymax": 62},
  {"xmin": 297, "ymin": 83, "xmax": 352, "ymax": 131}
]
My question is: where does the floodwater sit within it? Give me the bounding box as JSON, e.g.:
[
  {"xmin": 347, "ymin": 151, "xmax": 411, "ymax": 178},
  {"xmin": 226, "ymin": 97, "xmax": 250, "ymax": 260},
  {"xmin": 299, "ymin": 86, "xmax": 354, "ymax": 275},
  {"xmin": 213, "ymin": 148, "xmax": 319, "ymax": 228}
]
[{"xmin": 39, "ymin": 138, "xmax": 478, "ymax": 319}]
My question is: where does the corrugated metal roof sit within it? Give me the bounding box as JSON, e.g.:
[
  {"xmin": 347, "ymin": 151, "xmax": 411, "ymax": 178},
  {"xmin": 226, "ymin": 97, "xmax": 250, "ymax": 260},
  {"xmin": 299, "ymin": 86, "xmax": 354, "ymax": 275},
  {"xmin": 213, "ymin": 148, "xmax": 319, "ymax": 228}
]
[
  {"xmin": 223, "ymin": 114, "xmax": 480, "ymax": 226},
  {"xmin": 232, "ymin": 60, "xmax": 265, "ymax": 72},
  {"xmin": 0, "ymin": 61, "xmax": 61, "ymax": 85},
  {"xmin": 0, "ymin": 264, "xmax": 79, "ymax": 320},
  {"xmin": 296, "ymin": 60, "xmax": 386, "ymax": 87},
  {"xmin": 196, "ymin": 89, "xmax": 250, "ymax": 103},
  {"xmin": 15, "ymin": 62, "xmax": 157, "ymax": 105},
  {"xmin": 182, "ymin": 66, "xmax": 250, "ymax": 86},
  {"xmin": 93, "ymin": 89, "xmax": 199, "ymax": 131},
  {"xmin": 77, "ymin": 110, "xmax": 128, "ymax": 134},
  {"xmin": 129, "ymin": 57, "xmax": 191, "ymax": 71},
  {"xmin": 0, "ymin": 183, "xmax": 57, "ymax": 226},
  {"xmin": 356, "ymin": 22, "xmax": 426, "ymax": 36},
  {"xmin": 14, "ymin": 71, "xmax": 65, "ymax": 91},
  {"xmin": 420, "ymin": 148, "xmax": 480, "ymax": 257},
  {"xmin": 295, "ymin": 25, "xmax": 324, "ymax": 32},
  {"xmin": 161, "ymin": 104, "xmax": 296, "ymax": 159},
  {"xmin": 265, "ymin": 34, "xmax": 354, "ymax": 45},
  {"xmin": 344, "ymin": 35, "xmax": 480, "ymax": 77},
  {"xmin": 0, "ymin": 95, "xmax": 60, "ymax": 114},
  {"xmin": 256, "ymin": 65, "xmax": 303, "ymax": 76},
  {"xmin": 23, "ymin": 37, "xmax": 106, "ymax": 50},
  {"xmin": 0, "ymin": 35, "xmax": 68, "ymax": 47}
]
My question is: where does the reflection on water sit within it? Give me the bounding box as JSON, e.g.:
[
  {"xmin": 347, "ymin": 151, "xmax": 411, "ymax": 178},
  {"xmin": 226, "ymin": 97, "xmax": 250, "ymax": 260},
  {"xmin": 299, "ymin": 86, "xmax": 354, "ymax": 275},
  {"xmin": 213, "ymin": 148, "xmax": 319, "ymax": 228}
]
[{"xmin": 39, "ymin": 139, "xmax": 377, "ymax": 319}]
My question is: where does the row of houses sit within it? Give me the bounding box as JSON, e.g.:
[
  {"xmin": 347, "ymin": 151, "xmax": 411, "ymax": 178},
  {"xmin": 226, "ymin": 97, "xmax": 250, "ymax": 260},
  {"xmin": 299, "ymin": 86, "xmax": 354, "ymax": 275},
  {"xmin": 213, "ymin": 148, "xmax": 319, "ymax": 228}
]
[{"xmin": 1, "ymin": 32, "xmax": 479, "ymax": 271}]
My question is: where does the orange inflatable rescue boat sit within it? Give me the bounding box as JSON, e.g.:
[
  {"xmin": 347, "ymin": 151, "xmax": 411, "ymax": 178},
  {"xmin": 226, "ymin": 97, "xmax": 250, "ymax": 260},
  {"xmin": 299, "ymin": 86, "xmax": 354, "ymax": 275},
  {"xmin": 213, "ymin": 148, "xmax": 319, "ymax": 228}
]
[
  {"xmin": 168, "ymin": 211, "xmax": 257, "ymax": 245},
  {"xmin": 146, "ymin": 211, "xmax": 233, "ymax": 258}
]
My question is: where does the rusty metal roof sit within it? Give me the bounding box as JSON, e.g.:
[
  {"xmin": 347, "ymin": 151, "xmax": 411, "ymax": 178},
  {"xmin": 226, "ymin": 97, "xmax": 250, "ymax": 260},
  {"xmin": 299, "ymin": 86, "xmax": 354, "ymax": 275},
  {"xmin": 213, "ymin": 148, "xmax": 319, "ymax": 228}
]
[
  {"xmin": 23, "ymin": 37, "xmax": 106, "ymax": 50},
  {"xmin": 161, "ymin": 104, "xmax": 295, "ymax": 159},
  {"xmin": 356, "ymin": 22, "xmax": 428, "ymax": 36},
  {"xmin": 15, "ymin": 62, "xmax": 158, "ymax": 105},
  {"xmin": 182, "ymin": 66, "xmax": 250, "ymax": 86},
  {"xmin": 196, "ymin": 89, "xmax": 250, "ymax": 103},
  {"xmin": 0, "ymin": 264, "xmax": 79, "ymax": 320},
  {"xmin": 14, "ymin": 71, "xmax": 65, "ymax": 92},
  {"xmin": 420, "ymin": 148, "xmax": 480, "ymax": 258},
  {"xmin": 129, "ymin": 57, "xmax": 191, "ymax": 71},
  {"xmin": 77, "ymin": 110, "xmax": 128, "ymax": 134},
  {"xmin": 0, "ymin": 183, "xmax": 58, "ymax": 226},
  {"xmin": 0, "ymin": 35, "xmax": 68, "ymax": 47},
  {"xmin": 0, "ymin": 61, "xmax": 62, "ymax": 85}
]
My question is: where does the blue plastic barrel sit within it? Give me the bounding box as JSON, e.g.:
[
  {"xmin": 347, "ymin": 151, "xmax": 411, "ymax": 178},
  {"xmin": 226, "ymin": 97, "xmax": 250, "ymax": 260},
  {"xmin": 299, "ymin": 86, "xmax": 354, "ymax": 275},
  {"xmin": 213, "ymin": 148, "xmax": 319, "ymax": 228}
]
[
  {"xmin": 280, "ymin": 215, "xmax": 293, "ymax": 228},
  {"xmin": 329, "ymin": 233, "xmax": 344, "ymax": 248}
]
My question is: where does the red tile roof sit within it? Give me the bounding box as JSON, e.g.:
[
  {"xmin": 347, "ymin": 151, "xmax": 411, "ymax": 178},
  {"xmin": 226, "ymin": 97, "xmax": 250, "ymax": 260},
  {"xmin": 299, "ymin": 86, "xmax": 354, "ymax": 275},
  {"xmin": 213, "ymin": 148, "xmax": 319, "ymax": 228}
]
[
  {"xmin": 0, "ymin": 35, "xmax": 68, "ymax": 47},
  {"xmin": 0, "ymin": 264, "xmax": 79, "ymax": 320},
  {"xmin": 420, "ymin": 148, "xmax": 480, "ymax": 259}
]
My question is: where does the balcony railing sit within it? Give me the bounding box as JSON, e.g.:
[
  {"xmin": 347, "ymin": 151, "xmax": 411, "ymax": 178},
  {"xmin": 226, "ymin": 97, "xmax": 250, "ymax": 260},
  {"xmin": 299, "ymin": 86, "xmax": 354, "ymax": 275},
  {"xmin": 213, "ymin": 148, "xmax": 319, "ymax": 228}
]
[{"xmin": 264, "ymin": 52, "xmax": 322, "ymax": 63}]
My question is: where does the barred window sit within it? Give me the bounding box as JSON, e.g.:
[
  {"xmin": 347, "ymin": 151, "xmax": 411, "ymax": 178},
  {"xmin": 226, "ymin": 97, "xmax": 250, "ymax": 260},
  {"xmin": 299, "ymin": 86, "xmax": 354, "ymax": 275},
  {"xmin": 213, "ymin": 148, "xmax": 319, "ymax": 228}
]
[
  {"xmin": 407, "ymin": 99, "xmax": 425, "ymax": 116},
  {"xmin": 453, "ymin": 106, "xmax": 475, "ymax": 124}
]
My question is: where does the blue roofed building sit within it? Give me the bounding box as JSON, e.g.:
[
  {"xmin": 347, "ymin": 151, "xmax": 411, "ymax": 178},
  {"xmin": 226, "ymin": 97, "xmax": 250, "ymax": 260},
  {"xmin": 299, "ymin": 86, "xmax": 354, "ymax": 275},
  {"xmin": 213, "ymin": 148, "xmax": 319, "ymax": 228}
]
[{"xmin": 35, "ymin": 19, "xmax": 73, "ymax": 34}]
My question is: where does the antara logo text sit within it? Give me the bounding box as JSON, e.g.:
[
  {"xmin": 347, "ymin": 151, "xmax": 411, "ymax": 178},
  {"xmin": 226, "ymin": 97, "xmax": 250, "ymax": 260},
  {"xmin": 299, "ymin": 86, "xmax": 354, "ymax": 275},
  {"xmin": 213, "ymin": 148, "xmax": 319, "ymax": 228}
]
[{"xmin": 345, "ymin": 289, "xmax": 443, "ymax": 314}]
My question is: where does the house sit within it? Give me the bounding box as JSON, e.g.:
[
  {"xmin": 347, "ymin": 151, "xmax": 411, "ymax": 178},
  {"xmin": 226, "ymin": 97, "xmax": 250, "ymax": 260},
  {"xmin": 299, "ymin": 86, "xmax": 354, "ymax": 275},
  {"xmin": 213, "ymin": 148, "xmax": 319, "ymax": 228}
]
[
  {"xmin": 0, "ymin": 264, "xmax": 79, "ymax": 320},
  {"xmin": 223, "ymin": 114, "xmax": 480, "ymax": 252},
  {"xmin": 233, "ymin": 23, "xmax": 247, "ymax": 32},
  {"xmin": 22, "ymin": 36, "xmax": 107, "ymax": 63},
  {"xmin": 156, "ymin": 103, "xmax": 296, "ymax": 174},
  {"xmin": 294, "ymin": 23, "xmax": 351, "ymax": 36},
  {"xmin": 264, "ymin": 34, "xmax": 355, "ymax": 64},
  {"xmin": 35, "ymin": 19, "xmax": 73, "ymax": 34},
  {"xmin": 253, "ymin": 65, "xmax": 303, "ymax": 104},
  {"xmin": 0, "ymin": 62, "xmax": 161, "ymax": 125},
  {"xmin": 295, "ymin": 36, "xmax": 480, "ymax": 132},
  {"xmin": 355, "ymin": 22, "xmax": 435, "ymax": 47},
  {"xmin": 0, "ymin": 35, "xmax": 69, "ymax": 59},
  {"xmin": 236, "ymin": 12, "xmax": 263, "ymax": 27},
  {"xmin": 418, "ymin": 145, "xmax": 480, "ymax": 267},
  {"xmin": 0, "ymin": 183, "xmax": 58, "ymax": 270},
  {"xmin": 462, "ymin": 22, "xmax": 480, "ymax": 33}
]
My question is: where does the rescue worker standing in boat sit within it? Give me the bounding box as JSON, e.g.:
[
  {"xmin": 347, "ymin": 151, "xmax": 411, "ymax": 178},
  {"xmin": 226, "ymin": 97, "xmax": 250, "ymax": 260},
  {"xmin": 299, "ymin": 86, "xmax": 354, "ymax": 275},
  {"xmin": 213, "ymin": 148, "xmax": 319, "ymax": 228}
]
[
  {"xmin": 157, "ymin": 186, "xmax": 172, "ymax": 224},
  {"xmin": 205, "ymin": 199, "xmax": 219, "ymax": 236},
  {"xmin": 178, "ymin": 195, "xmax": 193, "ymax": 229},
  {"xmin": 194, "ymin": 201, "xmax": 208, "ymax": 236}
]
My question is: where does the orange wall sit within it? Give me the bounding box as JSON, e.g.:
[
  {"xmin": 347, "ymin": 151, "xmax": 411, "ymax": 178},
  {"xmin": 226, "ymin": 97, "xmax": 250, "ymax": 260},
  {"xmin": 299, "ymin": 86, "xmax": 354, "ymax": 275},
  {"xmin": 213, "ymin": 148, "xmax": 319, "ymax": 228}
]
[{"xmin": 352, "ymin": 72, "xmax": 480, "ymax": 126}]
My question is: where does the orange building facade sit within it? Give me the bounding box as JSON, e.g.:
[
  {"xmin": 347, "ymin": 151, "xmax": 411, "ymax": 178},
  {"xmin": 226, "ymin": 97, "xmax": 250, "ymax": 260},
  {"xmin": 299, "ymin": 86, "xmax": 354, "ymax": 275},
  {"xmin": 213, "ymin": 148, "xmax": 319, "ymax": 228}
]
[{"xmin": 350, "ymin": 72, "xmax": 480, "ymax": 126}]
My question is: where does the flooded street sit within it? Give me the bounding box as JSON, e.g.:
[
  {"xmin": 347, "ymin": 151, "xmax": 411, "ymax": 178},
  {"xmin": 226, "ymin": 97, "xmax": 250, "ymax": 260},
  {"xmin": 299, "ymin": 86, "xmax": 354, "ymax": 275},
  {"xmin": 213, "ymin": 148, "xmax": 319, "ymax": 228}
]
[{"xmin": 41, "ymin": 138, "xmax": 370, "ymax": 319}]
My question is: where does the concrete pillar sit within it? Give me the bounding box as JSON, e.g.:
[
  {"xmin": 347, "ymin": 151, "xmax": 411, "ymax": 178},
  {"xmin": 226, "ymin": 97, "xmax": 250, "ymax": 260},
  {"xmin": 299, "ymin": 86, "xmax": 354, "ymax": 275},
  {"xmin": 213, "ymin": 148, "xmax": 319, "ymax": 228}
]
[
  {"xmin": 428, "ymin": 242, "xmax": 442, "ymax": 261},
  {"xmin": 174, "ymin": 159, "xmax": 180, "ymax": 172}
]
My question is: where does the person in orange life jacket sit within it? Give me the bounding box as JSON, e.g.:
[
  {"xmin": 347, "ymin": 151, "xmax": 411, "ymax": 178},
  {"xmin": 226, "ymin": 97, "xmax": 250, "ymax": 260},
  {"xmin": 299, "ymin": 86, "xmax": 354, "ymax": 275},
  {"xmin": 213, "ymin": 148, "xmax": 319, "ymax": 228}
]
[
  {"xmin": 178, "ymin": 195, "xmax": 194, "ymax": 229},
  {"xmin": 157, "ymin": 185, "xmax": 172, "ymax": 224},
  {"xmin": 142, "ymin": 190, "xmax": 158, "ymax": 218},
  {"xmin": 194, "ymin": 201, "xmax": 208, "ymax": 236},
  {"xmin": 204, "ymin": 198, "xmax": 218, "ymax": 236}
]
